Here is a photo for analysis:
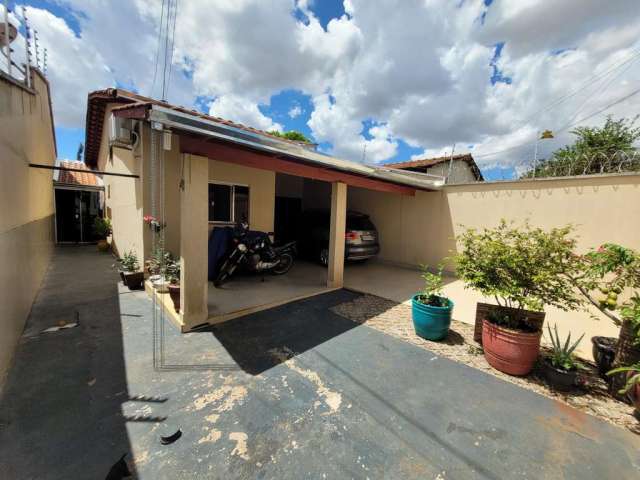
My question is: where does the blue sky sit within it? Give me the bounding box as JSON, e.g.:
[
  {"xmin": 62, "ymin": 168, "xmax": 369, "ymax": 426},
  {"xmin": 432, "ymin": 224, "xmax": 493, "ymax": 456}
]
[{"xmin": 7, "ymin": 0, "xmax": 638, "ymax": 180}]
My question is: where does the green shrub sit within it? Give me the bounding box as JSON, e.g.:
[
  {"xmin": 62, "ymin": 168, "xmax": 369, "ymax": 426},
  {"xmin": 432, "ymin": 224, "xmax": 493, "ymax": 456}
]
[
  {"xmin": 416, "ymin": 265, "xmax": 448, "ymax": 307},
  {"xmin": 93, "ymin": 217, "xmax": 112, "ymax": 239},
  {"xmin": 454, "ymin": 220, "xmax": 584, "ymax": 327},
  {"xmin": 119, "ymin": 250, "xmax": 139, "ymax": 272},
  {"xmin": 546, "ymin": 323, "xmax": 584, "ymax": 371}
]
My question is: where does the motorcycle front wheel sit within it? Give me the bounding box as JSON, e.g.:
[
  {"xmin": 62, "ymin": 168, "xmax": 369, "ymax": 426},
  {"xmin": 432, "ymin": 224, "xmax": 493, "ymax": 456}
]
[{"xmin": 271, "ymin": 253, "xmax": 294, "ymax": 275}]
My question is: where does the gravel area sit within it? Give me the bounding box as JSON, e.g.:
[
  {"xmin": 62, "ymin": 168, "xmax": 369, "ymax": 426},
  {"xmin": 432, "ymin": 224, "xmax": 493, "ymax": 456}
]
[{"xmin": 331, "ymin": 293, "xmax": 640, "ymax": 435}]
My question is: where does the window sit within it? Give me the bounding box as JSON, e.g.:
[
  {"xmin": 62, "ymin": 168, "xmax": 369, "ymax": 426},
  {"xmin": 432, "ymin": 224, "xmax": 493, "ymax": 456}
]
[{"xmin": 208, "ymin": 183, "xmax": 249, "ymax": 224}]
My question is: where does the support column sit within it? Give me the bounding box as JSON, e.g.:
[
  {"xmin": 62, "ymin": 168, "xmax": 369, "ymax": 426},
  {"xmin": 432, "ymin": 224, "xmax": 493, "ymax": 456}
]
[
  {"xmin": 179, "ymin": 154, "xmax": 209, "ymax": 328},
  {"xmin": 327, "ymin": 181, "xmax": 347, "ymax": 288}
]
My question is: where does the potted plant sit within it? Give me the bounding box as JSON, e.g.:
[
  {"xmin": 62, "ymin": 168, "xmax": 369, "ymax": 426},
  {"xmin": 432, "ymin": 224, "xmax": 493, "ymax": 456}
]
[
  {"xmin": 93, "ymin": 217, "xmax": 112, "ymax": 252},
  {"xmin": 166, "ymin": 258, "xmax": 181, "ymax": 313},
  {"xmin": 572, "ymin": 244, "xmax": 640, "ymax": 384},
  {"xmin": 148, "ymin": 241, "xmax": 172, "ymax": 292},
  {"xmin": 411, "ymin": 265, "xmax": 454, "ymax": 341},
  {"xmin": 118, "ymin": 250, "xmax": 144, "ymax": 290},
  {"xmin": 542, "ymin": 324, "xmax": 584, "ymax": 391},
  {"xmin": 607, "ymin": 363, "xmax": 640, "ymax": 413},
  {"xmin": 454, "ymin": 221, "xmax": 584, "ymax": 376}
]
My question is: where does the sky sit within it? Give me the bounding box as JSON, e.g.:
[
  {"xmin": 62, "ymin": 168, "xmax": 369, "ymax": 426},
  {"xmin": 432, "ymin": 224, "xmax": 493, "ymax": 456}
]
[{"xmin": 2, "ymin": 0, "xmax": 640, "ymax": 181}]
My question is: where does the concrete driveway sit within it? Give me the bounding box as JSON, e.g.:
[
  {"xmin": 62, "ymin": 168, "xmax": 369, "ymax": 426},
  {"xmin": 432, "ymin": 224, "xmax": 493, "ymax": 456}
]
[{"xmin": 0, "ymin": 247, "xmax": 638, "ymax": 479}]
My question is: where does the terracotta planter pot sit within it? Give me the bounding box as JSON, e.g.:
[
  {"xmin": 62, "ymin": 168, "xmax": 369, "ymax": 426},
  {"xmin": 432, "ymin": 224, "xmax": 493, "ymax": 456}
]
[
  {"xmin": 97, "ymin": 239, "xmax": 110, "ymax": 252},
  {"xmin": 482, "ymin": 318, "xmax": 543, "ymax": 376},
  {"xmin": 474, "ymin": 302, "xmax": 545, "ymax": 345},
  {"xmin": 168, "ymin": 284, "xmax": 180, "ymax": 313}
]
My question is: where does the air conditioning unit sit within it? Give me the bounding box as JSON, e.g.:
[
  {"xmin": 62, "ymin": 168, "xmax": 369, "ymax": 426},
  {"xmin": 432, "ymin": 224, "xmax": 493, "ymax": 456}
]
[{"xmin": 109, "ymin": 115, "xmax": 134, "ymax": 146}]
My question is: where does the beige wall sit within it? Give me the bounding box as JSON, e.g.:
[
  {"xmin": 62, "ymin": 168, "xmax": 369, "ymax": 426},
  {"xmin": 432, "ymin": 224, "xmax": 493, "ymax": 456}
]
[
  {"xmin": 208, "ymin": 159, "xmax": 276, "ymax": 233},
  {"xmin": 99, "ymin": 106, "xmax": 146, "ymax": 263},
  {"xmin": 0, "ymin": 72, "xmax": 56, "ymax": 387},
  {"xmin": 348, "ymin": 174, "xmax": 640, "ymax": 357}
]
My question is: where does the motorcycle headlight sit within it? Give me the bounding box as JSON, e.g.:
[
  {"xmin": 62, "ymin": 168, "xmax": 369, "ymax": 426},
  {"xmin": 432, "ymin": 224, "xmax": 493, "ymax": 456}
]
[{"xmin": 238, "ymin": 244, "xmax": 247, "ymax": 252}]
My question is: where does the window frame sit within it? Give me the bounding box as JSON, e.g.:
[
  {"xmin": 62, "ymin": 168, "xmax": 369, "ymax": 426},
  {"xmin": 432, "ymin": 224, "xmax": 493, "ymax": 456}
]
[{"xmin": 208, "ymin": 181, "xmax": 250, "ymax": 225}]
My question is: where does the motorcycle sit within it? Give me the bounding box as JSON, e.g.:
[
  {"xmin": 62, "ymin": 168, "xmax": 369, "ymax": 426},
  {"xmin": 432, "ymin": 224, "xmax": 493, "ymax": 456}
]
[{"xmin": 213, "ymin": 223, "xmax": 297, "ymax": 287}]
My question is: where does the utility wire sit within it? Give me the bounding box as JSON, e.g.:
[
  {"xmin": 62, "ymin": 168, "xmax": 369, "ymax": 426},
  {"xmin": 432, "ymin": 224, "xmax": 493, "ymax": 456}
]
[
  {"xmin": 520, "ymin": 46, "xmax": 640, "ymax": 127},
  {"xmin": 166, "ymin": 0, "xmax": 179, "ymax": 100},
  {"xmin": 160, "ymin": 0, "xmax": 173, "ymax": 101},
  {"xmin": 150, "ymin": 0, "xmax": 167, "ymax": 98}
]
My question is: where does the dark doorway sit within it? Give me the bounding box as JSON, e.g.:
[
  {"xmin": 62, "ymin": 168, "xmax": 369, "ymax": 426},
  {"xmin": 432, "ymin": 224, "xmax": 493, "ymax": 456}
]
[
  {"xmin": 55, "ymin": 189, "xmax": 103, "ymax": 243},
  {"xmin": 274, "ymin": 196, "xmax": 302, "ymax": 245}
]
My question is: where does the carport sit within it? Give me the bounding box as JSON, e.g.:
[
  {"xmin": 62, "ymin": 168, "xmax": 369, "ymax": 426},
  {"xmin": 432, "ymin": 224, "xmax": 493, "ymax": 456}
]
[{"xmin": 113, "ymin": 102, "xmax": 444, "ymax": 329}]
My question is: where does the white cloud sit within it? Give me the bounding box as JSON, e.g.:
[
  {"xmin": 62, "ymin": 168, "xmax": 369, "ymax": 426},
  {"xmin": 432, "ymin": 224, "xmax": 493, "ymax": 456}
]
[
  {"xmin": 9, "ymin": 0, "xmax": 640, "ymax": 172},
  {"xmin": 209, "ymin": 94, "xmax": 282, "ymax": 132},
  {"xmin": 288, "ymin": 105, "xmax": 302, "ymax": 118}
]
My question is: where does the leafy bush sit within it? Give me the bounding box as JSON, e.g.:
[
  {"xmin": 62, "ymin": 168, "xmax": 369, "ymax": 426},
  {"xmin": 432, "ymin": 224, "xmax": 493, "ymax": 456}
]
[
  {"xmin": 267, "ymin": 130, "xmax": 311, "ymax": 143},
  {"xmin": 416, "ymin": 265, "xmax": 448, "ymax": 307},
  {"xmin": 148, "ymin": 241, "xmax": 173, "ymax": 276},
  {"xmin": 119, "ymin": 250, "xmax": 139, "ymax": 272},
  {"xmin": 570, "ymin": 243, "xmax": 640, "ymax": 346},
  {"xmin": 607, "ymin": 362, "xmax": 640, "ymax": 395},
  {"xmin": 546, "ymin": 324, "xmax": 584, "ymax": 371},
  {"xmin": 454, "ymin": 220, "xmax": 584, "ymax": 328},
  {"xmin": 166, "ymin": 258, "xmax": 181, "ymax": 285},
  {"xmin": 93, "ymin": 217, "xmax": 112, "ymax": 239}
]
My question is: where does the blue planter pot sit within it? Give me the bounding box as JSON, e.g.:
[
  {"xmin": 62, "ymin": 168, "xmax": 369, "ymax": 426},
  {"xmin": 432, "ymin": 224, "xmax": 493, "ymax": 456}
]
[{"xmin": 411, "ymin": 294, "xmax": 454, "ymax": 341}]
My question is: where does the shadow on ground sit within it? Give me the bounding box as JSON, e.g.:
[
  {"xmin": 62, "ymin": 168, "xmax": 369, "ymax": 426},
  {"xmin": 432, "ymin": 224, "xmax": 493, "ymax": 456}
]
[
  {"xmin": 0, "ymin": 246, "xmax": 139, "ymax": 479},
  {"xmin": 208, "ymin": 289, "xmax": 360, "ymax": 375}
]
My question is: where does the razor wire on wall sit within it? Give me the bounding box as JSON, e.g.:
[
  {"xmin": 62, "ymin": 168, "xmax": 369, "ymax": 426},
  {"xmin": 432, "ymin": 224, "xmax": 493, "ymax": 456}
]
[{"xmin": 445, "ymin": 149, "xmax": 640, "ymax": 184}]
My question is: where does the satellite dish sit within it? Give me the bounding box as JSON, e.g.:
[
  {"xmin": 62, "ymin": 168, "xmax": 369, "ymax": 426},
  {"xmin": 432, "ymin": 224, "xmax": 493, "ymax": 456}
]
[{"xmin": 0, "ymin": 22, "xmax": 18, "ymax": 44}]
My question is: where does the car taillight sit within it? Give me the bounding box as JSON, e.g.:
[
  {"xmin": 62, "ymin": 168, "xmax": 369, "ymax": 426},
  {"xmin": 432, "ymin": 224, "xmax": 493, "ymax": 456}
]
[{"xmin": 345, "ymin": 231, "xmax": 359, "ymax": 243}]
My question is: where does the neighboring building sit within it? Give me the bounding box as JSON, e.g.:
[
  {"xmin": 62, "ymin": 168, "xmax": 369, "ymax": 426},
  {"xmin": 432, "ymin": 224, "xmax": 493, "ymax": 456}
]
[
  {"xmin": 0, "ymin": 68, "xmax": 57, "ymax": 387},
  {"xmin": 53, "ymin": 160, "xmax": 104, "ymax": 243},
  {"xmin": 386, "ymin": 153, "xmax": 484, "ymax": 184}
]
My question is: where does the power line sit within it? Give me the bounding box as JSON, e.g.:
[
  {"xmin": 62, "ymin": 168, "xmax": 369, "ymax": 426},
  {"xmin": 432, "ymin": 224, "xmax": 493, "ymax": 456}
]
[
  {"xmin": 557, "ymin": 86, "xmax": 640, "ymax": 134},
  {"xmin": 166, "ymin": 0, "xmax": 179, "ymax": 100},
  {"xmin": 160, "ymin": 0, "xmax": 173, "ymax": 101},
  {"xmin": 520, "ymin": 45, "xmax": 640, "ymax": 127},
  {"xmin": 150, "ymin": 0, "xmax": 167, "ymax": 98}
]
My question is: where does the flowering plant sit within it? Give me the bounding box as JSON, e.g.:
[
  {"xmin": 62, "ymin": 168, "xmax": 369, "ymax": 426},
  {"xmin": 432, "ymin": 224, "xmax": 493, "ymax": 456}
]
[{"xmin": 143, "ymin": 215, "xmax": 165, "ymax": 232}]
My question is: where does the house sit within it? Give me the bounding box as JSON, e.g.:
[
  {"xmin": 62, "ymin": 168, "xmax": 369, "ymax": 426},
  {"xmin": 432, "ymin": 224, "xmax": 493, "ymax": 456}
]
[
  {"xmin": 53, "ymin": 160, "xmax": 104, "ymax": 243},
  {"xmin": 1, "ymin": 68, "xmax": 57, "ymax": 385},
  {"xmin": 385, "ymin": 153, "xmax": 484, "ymax": 184},
  {"xmin": 84, "ymin": 88, "xmax": 640, "ymax": 357},
  {"xmin": 83, "ymin": 88, "xmax": 444, "ymax": 330}
]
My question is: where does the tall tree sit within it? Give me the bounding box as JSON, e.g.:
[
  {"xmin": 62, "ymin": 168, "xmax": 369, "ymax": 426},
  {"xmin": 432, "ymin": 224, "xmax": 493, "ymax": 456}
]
[
  {"xmin": 523, "ymin": 116, "xmax": 640, "ymax": 178},
  {"xmin": 76, "ymin": 143, "xmax": 84, "ymax": 162},
  {"xmin": 268, "ymin": 130, "xmax": 312, "ymax": 143}
]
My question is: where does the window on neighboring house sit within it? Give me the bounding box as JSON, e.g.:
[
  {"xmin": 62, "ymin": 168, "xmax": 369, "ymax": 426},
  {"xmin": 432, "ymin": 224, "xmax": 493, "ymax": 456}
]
[{"xmin": 208, "ymin": 183, "xmax": 249, "ymax": 224}]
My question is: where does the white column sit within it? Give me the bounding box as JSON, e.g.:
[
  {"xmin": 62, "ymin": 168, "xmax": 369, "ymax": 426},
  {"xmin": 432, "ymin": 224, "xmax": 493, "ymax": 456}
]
[
  {"xmin": 179, "ymin": 154, "xmax": 209, "ymax": 328},
  {"xmin": 327, "ymin": 181, "xmax": 347, "ymax": 288}
]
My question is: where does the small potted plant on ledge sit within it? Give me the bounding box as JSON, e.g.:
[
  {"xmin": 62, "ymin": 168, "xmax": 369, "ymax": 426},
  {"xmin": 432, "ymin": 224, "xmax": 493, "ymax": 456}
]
[
  {"xmin": 148, "ymin": 241, "xmax": 172, "ymax": 293},
  {"xmin": 542, "ymin": 324, "xmax": 584, "ymax": 391},
  {"xmin": 166, "ymin": 258, "xmax": 181, "ymax": 313},
  {"xmin": 411, "ymin": 265, "xmax": 454, "ymax": 341},
  {"xmin": 607, "ymin": 363, "xmax": 640, "ymax": 413},
  {"xmin": 454, "ymin": 221, "xmax": 584, "ymax": 376},
  {"xmin": 118, "ymin": 250, "xmax": 144, "ymax": 290},
  {"xmin": 93, "ymin": 217, "xmax": 112, "ymax": 252}
]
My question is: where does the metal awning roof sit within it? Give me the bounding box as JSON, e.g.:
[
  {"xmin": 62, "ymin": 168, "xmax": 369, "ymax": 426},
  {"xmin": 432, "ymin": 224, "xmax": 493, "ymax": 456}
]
[{"xmin": 133, "ymin": 104, "xmax": 445, "ymax": 191}]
